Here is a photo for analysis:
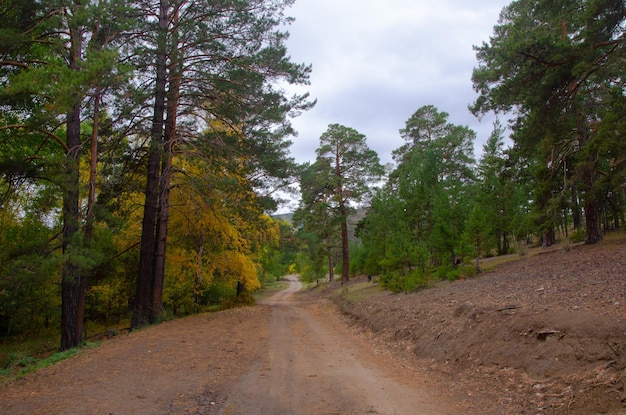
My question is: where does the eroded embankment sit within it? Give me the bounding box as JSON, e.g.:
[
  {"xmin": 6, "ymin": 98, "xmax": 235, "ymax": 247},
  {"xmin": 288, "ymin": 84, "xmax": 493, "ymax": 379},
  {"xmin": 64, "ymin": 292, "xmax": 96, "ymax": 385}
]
[{"xmin": 330, "ymin": 237, "xmax": 626, "ymax": 414}]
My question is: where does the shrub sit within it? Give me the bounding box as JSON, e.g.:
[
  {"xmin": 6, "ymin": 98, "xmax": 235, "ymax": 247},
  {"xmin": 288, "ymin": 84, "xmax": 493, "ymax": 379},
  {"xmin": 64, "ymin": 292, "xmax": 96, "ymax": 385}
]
[
  {"xmin": 404, "ymin": 269, "xmax": 430, "ymax": 291},
  {"xmin": 514, "ymin": 239, "xmax": 529, "ymax": 256},
  {"xmin": 379, "ymin": 269, "xmax": 430, "ymax": 293},
  {"xmin": 460, "ymin": 265, "xmax": 477, "ymax": 278},
  {"xmin": 571, "ymin": 229, "xmax": 586, "ymax": 243},
  {"xmin": 435, "ymin": 264, "xmax": 461, "ymax": 281},
  {"xmin": 220, "ymin": 292, "xmax": 256, "ymax": 310}
]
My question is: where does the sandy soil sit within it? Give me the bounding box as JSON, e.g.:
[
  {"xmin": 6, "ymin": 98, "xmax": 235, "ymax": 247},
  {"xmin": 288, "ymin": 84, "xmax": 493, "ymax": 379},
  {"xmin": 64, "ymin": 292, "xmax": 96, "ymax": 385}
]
[{"xmin": 0, "ymin": 234, "xmax": 624, "ymax": 414}]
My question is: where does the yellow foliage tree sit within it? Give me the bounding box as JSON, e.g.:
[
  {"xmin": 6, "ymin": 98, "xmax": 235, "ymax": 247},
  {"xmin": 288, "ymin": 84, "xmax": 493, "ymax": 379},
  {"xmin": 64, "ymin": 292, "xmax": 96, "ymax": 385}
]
[{"xmin": 163, "ymin": 148, "xmax": 276, "ymax": 312}]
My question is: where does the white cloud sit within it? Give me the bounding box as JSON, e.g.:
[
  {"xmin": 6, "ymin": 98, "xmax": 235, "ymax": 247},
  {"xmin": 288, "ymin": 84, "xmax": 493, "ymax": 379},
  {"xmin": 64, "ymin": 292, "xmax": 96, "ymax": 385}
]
[{"xmin": 283, "ymin": 0, "xmax": 511, "ymax": 165}]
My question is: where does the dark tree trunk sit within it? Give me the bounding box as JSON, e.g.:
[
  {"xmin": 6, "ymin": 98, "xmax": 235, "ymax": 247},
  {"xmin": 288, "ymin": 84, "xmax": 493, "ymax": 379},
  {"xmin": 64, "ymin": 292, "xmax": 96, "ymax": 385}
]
[
  {"xmin": 133, "ymin": 145, "xmax": 160, "ymax": 329},
  {"xmin": 335, "ymin": 147, "xmax": 349, "ymax": 284},
  {"xmin": 133, "ymin": 0, "xmax": 169, "ymax": 329},
  {"xmin": 339, "ymin": 200, "xmax": 349, "ymax": 284},
  {"xmin": 495, "ymin": 229, "xmax": 503, "ymax": 255},
  {"xmin": 571, "ymin": 186, "xmax": 581, "ymax": 231},
  {"xmin": 151, "ymin": 159, "xmax": 171, "ymax": 323},
  {"xmin": 236, "ymin": 281, "xmax": 245, "ymax": 296},
  {"xmin": 85, "ymin": 90, "xmax": 101, "ymax": 239},
  {"xmin": 151, "ymin": 170, "xmax": 168, "ymax": 323},
  {"xmin": 150, "ymin": 9, "xmax": 180, "ymax": 324},
  {"xmin": 327, "ymin": 249, "xmax": 334, "ymax": 282},
  {"xmin": 60, "ymin": 22, "xmax": 87, "ymax": 351},
  {"xmin": 584, "ymin": 199, "xmax": 602, "ymax": 244},
  {"xmin": 543, "ymin": 227, "xmax": 555, "ymax": 247},
  {"xmin": 580, "ymin": 151, "xmax": 602, "ymax": 244},
  {"xmin": 60, "ymin": 101, "xmax": 85, "ymax": 351},
  {"xmin": 502, "ymin": 230, "xmax": 509, "ymax": 254}
]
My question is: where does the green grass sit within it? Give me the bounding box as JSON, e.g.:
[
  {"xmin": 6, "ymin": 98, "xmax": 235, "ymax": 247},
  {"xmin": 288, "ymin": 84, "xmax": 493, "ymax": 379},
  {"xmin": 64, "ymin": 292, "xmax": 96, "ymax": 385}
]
[
  {"xmin": 338, "ymin": 281, "xmax": 384, "ymax": 303},
  {"xmin": 0, "ymin": 322, "xmax": 125, "ymax": 383},
  {"xmin": 1, "ymin": 340, "xmax": 99, "ymax": 383},
  {"xmin": 253, "ymin": 279, "xmax": 290, "ymax": 301},
  {"xmin": 1, "ymin": 330, "xmax": 58, "ymax": 372}
]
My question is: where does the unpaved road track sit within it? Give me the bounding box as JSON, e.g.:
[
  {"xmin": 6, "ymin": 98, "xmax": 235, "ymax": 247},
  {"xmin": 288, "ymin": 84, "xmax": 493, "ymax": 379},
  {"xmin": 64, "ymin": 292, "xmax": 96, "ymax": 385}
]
[
  {"xmin": 1, "ymin": 275, "xmax": 456, "ymax": 415},
  {"xmin": 4, "ymin": 236, "xmax": 625, "ymax": 414},
  {"xmin": 221, "ymin": 275, "xmax": 454, "ymax": 415}
]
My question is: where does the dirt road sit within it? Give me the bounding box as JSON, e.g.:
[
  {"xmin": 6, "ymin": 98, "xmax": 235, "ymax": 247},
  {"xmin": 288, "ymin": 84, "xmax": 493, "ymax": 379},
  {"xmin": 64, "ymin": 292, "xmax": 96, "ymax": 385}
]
[
  {"xmin": 1, "ymin": 275, "xmax": 456, "ymax": 415},
  {"xmin": 221, "ymin": 275, "xmax": 454, "ymax": 415}
]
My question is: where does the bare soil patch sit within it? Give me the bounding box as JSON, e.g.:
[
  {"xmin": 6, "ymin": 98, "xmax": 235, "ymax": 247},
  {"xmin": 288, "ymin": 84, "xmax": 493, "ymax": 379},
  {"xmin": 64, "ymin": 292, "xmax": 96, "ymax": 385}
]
[
  {"xmin": 330, "ymin": 234, "xmax": 626, "ymax": 414},
  {"xmin": 0, "ymin": 307, "xmax": 272, "ymax": 414}
]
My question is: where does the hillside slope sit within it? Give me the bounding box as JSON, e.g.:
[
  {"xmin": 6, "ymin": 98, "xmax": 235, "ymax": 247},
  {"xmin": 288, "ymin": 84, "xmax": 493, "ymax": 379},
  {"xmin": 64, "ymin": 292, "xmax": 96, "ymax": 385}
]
[{"xmin": 326, "ymin": 234, "xmax": 626, "ymax": 414}]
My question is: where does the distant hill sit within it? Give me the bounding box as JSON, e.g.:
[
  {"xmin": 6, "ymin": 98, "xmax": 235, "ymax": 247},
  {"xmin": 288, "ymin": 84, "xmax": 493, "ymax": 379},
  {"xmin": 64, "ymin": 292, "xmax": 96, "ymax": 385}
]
[
  {"xmin": 272, "ymin": 208, "xmax": 367, "ymax": 241},
  {"xmin": 272, "ymin": 212, "xmax": 294, "ymax": 223}
]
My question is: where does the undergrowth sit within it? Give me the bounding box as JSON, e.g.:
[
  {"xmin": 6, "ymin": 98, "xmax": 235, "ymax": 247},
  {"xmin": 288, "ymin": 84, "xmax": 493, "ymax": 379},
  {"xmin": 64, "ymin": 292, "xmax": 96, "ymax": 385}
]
[
  {"xmin": 220, "ymin": 292, "xmax": 256, "ymax": 310},
  {"xmin": 1, "ymin": 341, "xmax": 99, "ymax": 382}
]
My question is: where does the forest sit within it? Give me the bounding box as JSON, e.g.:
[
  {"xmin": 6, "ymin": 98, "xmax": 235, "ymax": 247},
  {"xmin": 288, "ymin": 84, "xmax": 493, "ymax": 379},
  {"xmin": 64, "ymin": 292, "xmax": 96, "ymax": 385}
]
[
  {"xmin": 0, "ymin": 0, "xmax": 312, "ymax": 351},
  {"xmin": 294, "ymin": 0, "xmax": 625, "ymax": 291},
  {"xmin": 0, "ymin": 0, "xmax": 624, "ymax": 355}
]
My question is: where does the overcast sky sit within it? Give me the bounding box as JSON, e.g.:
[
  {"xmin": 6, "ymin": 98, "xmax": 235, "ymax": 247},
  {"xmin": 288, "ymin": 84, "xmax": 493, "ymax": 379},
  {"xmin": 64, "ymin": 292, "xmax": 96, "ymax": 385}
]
[{"xmin": 282, "ymin": 0, "xmax": 512, "ymax": 166}]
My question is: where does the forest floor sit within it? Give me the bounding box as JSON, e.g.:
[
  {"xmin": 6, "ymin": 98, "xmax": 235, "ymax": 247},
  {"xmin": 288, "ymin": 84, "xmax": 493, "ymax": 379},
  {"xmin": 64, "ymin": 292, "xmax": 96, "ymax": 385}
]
[{"xmin": 0, "ymin": 233, "xmax": 624, "ymax": 414}]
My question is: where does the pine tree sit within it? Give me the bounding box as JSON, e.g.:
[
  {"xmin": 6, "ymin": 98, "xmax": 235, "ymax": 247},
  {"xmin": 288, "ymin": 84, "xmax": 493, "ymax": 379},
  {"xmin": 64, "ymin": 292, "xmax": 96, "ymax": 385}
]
[
  {"xmin": 298, "ymin": 124, "xmax": 384, "ymax": 284},
  {"xmin": 471, "ymin": 0, "xmax": 625, "ymax": 244}
]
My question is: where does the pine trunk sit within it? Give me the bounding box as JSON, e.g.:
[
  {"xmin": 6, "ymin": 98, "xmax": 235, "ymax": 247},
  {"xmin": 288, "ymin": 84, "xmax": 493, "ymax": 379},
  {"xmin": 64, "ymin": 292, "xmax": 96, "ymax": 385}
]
[
  {"xmin": 543, "ymin": 228, "xmax": 555, "ymax": 247},
  {"xmin": 151, "ymin": 158, "xmax": 170, "ymax": 323},
  {"xmin": 581, "ymin": 152, "xmax": 602, "ymax": 244},
  {"xmin": 502, "ymin": 230, "xmax": 509, "ymax": 255},
  {"xmin": 133, "ymin": 0, "xmax": 169, "ymax": 329},
  {"xmin": 60, "ymin": 101, "xmax": 85, "ymax": 351},
  {"xmin": 327, "ymin": 250, "xmax": 334, "ymax": 282},
  {"xmin": 584, "ymin": 199, "xmax": 602, "ymax": 244},
  {"xmin": 335, "ymin": 144, "xmax": 350, "ymax": 285},
  {"xmin": 85, "ymin": 90, "xmax": 101, "ymax": 238},
  {"xmin": 340, "ymin": 203, "xmax": 350, "ymax": 284},
  {"xmin": 133, "ymin": 146, "xmax": 161, "ymax": 328},
  {"xmin": 151, "ymin": 18, "xmax": 180, "ymax": 323},
  {"xmin": 60, "ymin": 23, "xmax": 86, "ymax": 351},
  {"xmin": 571, "ymin": 186, "xmax": 581, "ymax": 231},
  {"xmin": 495, "ymin": 229, "xmax": 503, "ymax": 255}
]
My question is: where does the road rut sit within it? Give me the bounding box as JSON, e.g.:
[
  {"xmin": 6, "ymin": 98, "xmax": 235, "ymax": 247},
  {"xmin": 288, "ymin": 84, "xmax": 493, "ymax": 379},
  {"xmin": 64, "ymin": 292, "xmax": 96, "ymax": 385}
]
[{"xmin": 221, "ymin": 276, "xmax": 454, "ymax": 415}]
